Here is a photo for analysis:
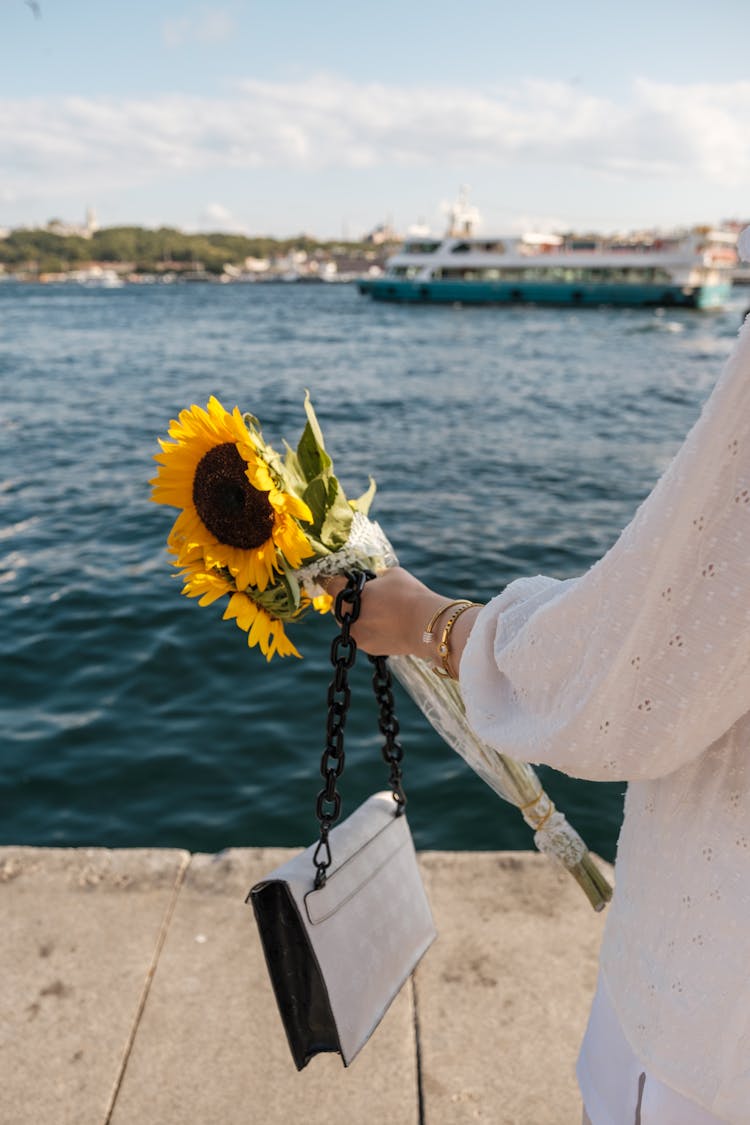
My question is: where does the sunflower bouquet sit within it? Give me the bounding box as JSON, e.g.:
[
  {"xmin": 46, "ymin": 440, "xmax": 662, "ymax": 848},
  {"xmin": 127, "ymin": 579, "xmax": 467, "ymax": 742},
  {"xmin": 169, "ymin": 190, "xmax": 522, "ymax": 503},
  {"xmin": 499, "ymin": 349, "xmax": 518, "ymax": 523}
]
[
  {"xmin": 150, "ymin": 392, "xmax": 381, "ymax": 660},
  {"xmin": 151, "ymin": 394, "xmax": 612, "ymax": 910}
]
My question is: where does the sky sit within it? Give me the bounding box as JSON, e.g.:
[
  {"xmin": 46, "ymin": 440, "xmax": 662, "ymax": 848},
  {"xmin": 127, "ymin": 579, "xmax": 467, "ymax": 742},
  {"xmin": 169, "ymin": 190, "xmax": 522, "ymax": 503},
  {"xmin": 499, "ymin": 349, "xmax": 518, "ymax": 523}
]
[{"xmin": 2, "ymin": 0, "xmax": 749, "ymax": 239}]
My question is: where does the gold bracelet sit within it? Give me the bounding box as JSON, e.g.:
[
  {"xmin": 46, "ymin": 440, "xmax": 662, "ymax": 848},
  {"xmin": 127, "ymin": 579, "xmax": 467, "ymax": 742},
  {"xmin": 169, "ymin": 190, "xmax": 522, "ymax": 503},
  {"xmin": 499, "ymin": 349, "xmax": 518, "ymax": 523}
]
[
  {"xmin": 421, "ymin": 599, "xmax": 473, "ymax": 645},
  {"xmin": 433, "ymin": 602, "xmax": 480, "ymax": 678}
]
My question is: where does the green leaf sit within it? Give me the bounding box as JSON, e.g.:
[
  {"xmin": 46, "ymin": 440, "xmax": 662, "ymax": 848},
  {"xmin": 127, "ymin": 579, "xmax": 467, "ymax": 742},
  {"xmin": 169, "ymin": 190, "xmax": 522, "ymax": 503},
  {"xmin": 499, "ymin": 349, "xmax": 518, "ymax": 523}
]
[
  {"xmin": 252, "ymin": 580, "xmax": 307, "ymax": 621},
  {"xmin": 303, "ymin": 477, "xmax": 352, "ymax": 544},
  {"xmin": 297, "ymin": 420, "xmax": 332, "ymax": 483},
  {"xmin": 320, "ymin": 505, "xmax": 353, "ymax": 550},
  {"xmin": 293, "ymin": 390, "xmax": 369, "ymax": 551},
  {"xmin": 296, "ymin": 390, "xmax": 334, "ymax": 483},
  {"xmin": 301, "ymin": 477, "xmax": 331, "ymax": 536},
  {"xmin": 278, "ymin": 556, "xmax": 302, "ymax": 611},
  {"xmin": 350, "ymin": 476, "xmax": 376, "ymax": 516},
  {"xmin": 302, "ymin": 388, "xmax": 328, "ymax": 451},
  {"xmin": 318, "ymin": 478, "xmax": 354, "ymax": 548},
  {"xmin": 281, "ymin": 441, "xmax": 308, "ymax": 496}
]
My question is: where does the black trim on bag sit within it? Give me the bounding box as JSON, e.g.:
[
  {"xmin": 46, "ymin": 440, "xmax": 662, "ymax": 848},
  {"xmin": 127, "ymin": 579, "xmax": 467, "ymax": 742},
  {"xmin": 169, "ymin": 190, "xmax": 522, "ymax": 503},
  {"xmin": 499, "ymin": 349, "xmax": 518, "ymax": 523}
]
[{"xmin": 249, "ymin": 881, "xmax": 341, "ymax": 1070}]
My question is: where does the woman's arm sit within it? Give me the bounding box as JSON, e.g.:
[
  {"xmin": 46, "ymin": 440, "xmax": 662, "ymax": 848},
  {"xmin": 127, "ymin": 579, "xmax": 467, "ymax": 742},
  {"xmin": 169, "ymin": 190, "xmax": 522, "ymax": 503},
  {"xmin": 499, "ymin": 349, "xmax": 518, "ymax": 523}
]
[
  {"xmin": 332, "ymin": 318, "xmax": 750, "ymax": 785},
  {"xmin": 461, "ymin": 318, "xmax": 750, "ymax": 782},
  {"xmin": 325, "ymin": 567, "xmax": 482, "ymax": 677}
]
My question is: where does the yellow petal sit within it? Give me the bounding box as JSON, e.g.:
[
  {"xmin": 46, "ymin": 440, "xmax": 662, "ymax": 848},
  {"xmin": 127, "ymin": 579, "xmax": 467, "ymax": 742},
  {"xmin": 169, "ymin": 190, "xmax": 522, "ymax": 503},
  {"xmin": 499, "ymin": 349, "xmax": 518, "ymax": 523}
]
[
  {"xmin": 223, "ymin": 592, "xmax": 250, "ymax": 628},
  {"xmin": 312, "ymin": 593, "xmax": 333, "ymax": 614},
  {"xmin": 247, "ymin": 605, "xmax": 270, "ymax": 652}
]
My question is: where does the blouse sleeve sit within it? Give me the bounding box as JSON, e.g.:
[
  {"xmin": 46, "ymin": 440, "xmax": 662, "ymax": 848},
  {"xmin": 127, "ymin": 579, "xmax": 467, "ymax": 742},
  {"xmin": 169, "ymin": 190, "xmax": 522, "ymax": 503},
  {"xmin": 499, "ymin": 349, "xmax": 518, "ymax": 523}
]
[{"xmin": 460, "ymin": 317, "xmax": 750, "ymax": 783}]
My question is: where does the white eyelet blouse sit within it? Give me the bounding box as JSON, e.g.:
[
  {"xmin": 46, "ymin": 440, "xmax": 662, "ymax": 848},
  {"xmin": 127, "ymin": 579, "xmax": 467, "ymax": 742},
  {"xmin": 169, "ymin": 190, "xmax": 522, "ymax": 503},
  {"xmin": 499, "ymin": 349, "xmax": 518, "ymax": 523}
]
[{"xmin": 460, "ymin": 314, "xmax": 750, "ymax": 1122}]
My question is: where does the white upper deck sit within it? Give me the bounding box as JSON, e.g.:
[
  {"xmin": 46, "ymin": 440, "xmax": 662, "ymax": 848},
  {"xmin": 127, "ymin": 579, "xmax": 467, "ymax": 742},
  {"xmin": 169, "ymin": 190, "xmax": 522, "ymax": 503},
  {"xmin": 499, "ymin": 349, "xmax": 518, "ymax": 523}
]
[
  {"xmin": 388, "ymin": 191, "xmax": 737, "ymax": 277},
  {"xmin": 386, "ymin": 229, "xmax": 737, "ymax": 281}
]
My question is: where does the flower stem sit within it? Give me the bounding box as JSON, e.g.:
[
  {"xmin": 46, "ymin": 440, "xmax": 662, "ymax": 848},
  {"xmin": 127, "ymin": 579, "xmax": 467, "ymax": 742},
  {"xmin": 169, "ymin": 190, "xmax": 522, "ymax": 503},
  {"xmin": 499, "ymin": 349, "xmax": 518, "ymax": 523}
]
[{"xmin": 569, "ymin": 854, "xmax": 614, "ymax": 912}]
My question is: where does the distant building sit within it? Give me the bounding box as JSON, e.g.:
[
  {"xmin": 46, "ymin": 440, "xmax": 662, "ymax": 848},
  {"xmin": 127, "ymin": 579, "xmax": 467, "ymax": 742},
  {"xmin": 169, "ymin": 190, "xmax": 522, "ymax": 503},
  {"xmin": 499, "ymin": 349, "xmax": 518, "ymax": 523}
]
[
  {"xmin": 242, "ymin": 256, "xmax": 271, "ymax": 274},
  {"xmin": 363, "ymin": 221, "xmax": 400, "ymax": 246},
  {"xmin": 45, "ymin": 208, "xmax": 99, "ymax": 239}
]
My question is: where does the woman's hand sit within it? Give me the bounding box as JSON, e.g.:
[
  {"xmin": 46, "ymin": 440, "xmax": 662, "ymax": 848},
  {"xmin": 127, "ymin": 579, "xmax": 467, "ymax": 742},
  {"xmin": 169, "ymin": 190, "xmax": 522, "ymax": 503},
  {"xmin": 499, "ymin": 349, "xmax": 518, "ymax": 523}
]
[
  {"xmin": 325, "ymin": 567, "xmax": 439, "ymax": 656},
  {"xmin": 324, "ymin": 567, "xmax": 483, "ymax": 675}
]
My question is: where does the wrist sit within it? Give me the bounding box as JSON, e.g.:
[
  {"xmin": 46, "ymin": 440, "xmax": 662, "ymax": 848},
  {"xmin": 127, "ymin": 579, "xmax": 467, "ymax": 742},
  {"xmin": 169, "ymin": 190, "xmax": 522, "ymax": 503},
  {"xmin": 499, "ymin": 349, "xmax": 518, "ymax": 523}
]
[
  {"xmin": 412, "ymin": 595, "xmax": 472, "ymax": 669},
  {"xmin": 408, "ymin": 592, "xmax": 453, "ymax": 660}
]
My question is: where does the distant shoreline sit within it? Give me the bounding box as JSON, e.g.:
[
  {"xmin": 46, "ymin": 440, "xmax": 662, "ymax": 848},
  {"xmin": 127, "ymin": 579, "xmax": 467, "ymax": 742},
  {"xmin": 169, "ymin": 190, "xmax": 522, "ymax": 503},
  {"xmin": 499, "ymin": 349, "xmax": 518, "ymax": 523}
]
[
  {"xmin": 0, "ymin": 223, "xmax": 392, "ymax": 286},
  {"xmin": 0, "ymin": 271, "xmax": 365, "ymax": 287}
]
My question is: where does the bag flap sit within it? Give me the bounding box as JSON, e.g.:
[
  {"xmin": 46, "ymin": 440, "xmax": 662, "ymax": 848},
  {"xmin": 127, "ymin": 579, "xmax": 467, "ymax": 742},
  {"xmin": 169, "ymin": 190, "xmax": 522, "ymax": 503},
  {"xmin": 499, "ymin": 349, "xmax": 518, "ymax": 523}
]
[
  {"xmin": 304, "ymin": 809, "xmax": 410, "ymax": 925},
  {"xmin": 247, "ymin": 791, "xmax": 401, "ymax": 905}
]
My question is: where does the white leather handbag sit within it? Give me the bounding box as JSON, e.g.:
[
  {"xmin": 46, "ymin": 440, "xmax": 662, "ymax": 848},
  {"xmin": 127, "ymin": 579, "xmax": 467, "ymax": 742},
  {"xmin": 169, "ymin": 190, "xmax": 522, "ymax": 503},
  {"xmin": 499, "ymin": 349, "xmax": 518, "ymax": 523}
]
[
  {"xmin": 248, "ymin": 573, "xmax": 437, "ymax": 1069},
  {"xmin": 249, "ymin": 791, "xmax": 435, "ymax": 1068}
]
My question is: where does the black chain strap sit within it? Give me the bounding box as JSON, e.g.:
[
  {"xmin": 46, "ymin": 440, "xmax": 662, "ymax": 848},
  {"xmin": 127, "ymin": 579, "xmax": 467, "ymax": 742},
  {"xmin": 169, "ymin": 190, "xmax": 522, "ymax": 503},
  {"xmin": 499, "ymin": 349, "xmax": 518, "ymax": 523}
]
[
  {"xmin": 370, "ymin": 653, "xmax": 406, "ymax": 810},
  {"xmin": 313, "ymin": 571, "xmax": 406, "ymax": 888}
]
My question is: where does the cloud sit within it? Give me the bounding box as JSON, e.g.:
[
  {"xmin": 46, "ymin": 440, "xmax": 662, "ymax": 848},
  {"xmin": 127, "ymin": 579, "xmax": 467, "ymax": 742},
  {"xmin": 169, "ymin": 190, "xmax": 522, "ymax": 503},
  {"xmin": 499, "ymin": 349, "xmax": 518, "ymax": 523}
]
[
  {"xmin": 193, "ymin": 202, "xmax": 248, "ymax": 232},
  {"xmin": 162, "ymin": 6, "xmax": 236, "ymax": 48},
  {"xmin": 630, "ymin": 78, "xmax": 749, "ymax": 182},
  {"xmin": 2, "ymin": 75, "xmax": 749, "ymax": 206}
]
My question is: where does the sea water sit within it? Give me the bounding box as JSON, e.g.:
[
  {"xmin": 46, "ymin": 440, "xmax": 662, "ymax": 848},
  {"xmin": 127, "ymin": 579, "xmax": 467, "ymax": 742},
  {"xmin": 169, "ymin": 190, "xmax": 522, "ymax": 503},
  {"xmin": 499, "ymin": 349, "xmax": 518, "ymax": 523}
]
[{"xmin": 1, "ymin": 280, "xmax": 746, "ymax": 861}]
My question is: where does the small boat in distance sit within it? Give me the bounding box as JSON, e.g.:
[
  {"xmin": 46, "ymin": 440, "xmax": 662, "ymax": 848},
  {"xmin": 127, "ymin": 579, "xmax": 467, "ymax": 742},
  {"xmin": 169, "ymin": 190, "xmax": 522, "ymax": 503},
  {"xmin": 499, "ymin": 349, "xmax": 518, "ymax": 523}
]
[{"xmin": 358, "ymin": 194, "xmax": 737, "ymax": 310}]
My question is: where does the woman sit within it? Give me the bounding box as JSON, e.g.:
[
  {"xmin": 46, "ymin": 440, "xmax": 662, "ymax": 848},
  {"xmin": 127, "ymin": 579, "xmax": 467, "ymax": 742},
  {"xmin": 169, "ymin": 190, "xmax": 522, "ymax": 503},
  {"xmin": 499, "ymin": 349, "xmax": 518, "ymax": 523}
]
[{"xmin": 328, "ymin": 312, "xmax": 750, "ymax": 1123}]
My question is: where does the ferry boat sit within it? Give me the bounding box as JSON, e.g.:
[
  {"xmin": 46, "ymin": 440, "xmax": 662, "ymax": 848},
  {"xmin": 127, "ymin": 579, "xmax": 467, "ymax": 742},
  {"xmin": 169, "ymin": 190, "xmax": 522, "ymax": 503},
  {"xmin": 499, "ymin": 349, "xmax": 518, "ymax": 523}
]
[{"xmin": 358, "ymin": 195, "xmax": 737, "ymax": 310}]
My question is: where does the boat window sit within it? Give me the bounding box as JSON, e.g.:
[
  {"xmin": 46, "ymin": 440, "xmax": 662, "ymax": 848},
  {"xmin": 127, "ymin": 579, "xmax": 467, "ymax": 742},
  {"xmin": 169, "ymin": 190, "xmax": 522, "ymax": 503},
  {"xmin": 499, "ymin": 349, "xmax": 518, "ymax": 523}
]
[
  {"xmin": 440, "ymin": 267, "xmax": 519, "ymax": 281},
  {"xmin": 389, "ymin": 265, "xmax": 424, "ymax": 278},
  {"xmin": 448, "ymin": 241, "xmax": 506, "ymax": 254},
  {"xmin": 403, "ymin": 241, "xmax": 441, "ymax": 254},
  {"xmin": 429, "ymin": 264, "xmax": 678, "ymax": 285}
]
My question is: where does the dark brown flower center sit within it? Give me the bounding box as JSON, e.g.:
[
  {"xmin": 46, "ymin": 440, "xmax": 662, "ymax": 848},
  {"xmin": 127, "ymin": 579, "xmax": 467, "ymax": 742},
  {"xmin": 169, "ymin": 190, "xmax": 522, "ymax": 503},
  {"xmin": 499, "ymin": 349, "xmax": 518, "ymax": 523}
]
[{"xmin": 192, "ymin": 443, "xmax": 274, "ymax": 550}]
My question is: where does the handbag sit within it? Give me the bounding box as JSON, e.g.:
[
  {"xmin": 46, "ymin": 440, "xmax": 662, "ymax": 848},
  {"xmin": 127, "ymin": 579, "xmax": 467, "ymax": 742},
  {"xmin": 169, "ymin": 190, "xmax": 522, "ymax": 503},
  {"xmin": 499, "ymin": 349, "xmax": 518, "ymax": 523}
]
[{"xmin": 248, "ymin": 571, "xmax": 437, "ymax": 1070}]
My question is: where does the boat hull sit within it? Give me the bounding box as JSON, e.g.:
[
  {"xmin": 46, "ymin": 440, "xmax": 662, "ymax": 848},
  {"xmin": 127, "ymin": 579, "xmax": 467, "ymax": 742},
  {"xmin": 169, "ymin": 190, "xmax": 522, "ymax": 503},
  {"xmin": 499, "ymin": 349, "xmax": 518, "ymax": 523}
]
[{"xmin": 358, "ymin": 278, "xmax": 731, "ymax": 310}]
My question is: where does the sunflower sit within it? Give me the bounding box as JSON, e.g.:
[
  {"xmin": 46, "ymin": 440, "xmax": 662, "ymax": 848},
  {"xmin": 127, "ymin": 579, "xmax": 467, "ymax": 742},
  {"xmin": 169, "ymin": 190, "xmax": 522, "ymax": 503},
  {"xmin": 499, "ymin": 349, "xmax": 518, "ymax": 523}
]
[
  {"xmin": 151, "ymin": 396, "xmax": 313, "ymax": 592},
  {"xmin": 173, "ymin": 555, "xmax": 299, "ymax": 659},
  {"xmin": 179, "ymin": 566, "xmax": 235, "ymax": 607},
  {"xmin": 223, "ymin": 591, "xmax": 301, "ymax": 661}
]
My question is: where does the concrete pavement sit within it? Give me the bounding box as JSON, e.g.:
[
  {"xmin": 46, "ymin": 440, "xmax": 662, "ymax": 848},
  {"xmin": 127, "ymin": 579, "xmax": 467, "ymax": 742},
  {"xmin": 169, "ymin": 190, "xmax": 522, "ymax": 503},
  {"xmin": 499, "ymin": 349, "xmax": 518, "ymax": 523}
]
[{"xmin": 0, "ymin": 846, "xmax": 611, "ymax": 1125}]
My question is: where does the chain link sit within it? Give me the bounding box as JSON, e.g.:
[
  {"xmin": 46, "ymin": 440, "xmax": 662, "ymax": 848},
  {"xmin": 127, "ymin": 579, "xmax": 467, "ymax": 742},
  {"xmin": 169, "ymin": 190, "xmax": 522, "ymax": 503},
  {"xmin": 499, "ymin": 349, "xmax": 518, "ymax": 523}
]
[
  {"xmin": 313, "ymin": 570, "xmax": 406, "ymax": 888},
  {"xmin": 369, "ymin": 653, "xmax": 406, "ymax": 812}
]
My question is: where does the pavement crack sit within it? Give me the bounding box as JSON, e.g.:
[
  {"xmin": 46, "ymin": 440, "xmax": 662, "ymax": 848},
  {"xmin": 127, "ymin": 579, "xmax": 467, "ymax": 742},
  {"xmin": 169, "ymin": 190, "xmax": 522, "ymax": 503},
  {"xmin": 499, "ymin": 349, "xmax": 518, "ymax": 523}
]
[
  {"xmin": 101, "ymin": 850, "xmax": 191, "ymax": 1125},
  {"xmin": 412, "ymin": 973, "xmax": 427, "ymax": 1125}
]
